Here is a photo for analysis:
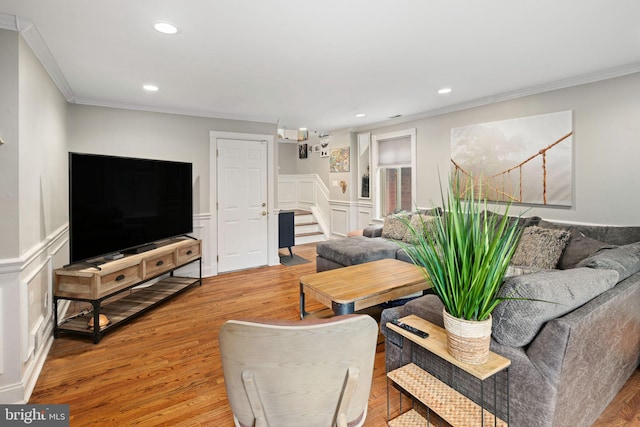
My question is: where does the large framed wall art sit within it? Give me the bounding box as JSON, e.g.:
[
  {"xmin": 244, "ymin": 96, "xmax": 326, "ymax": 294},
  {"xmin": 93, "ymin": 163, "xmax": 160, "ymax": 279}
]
[{"xmin": 451, "ymin": 110, "xmax": 573, "ymax": 206}]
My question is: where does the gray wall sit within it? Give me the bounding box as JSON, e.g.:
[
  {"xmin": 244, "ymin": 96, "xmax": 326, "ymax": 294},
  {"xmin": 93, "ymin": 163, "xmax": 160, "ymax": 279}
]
[
  {"xmin": 67, "ymin": 105, "xmax": 277, "ymax": 215},
  {"xmin": 0, "ymin": 29, "xmax": 68, "ymax": 259},
  {"xmin": 18, "ymin": 35, "xmax": 68, "ymax": 256},
  {"xmin": 277, "ymin": 142, "xmax": 297, "ymax": 174},
  {"xmin": 0, "ymin": 30, "xmax": 19, "ymax": 259},
  {"xmin": 280, "ymin": 72, "xmax": 640, "ymax": 226}
]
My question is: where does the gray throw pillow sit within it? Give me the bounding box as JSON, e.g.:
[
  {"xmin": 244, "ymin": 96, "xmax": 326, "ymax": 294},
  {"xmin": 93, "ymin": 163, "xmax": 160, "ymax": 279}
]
[
  {"xmin": 576, "ymin": 241, "xmax": 640, "ymax": 281},
  {"xmin": 511, "ymin": 226, "xmax": 570, "ymax": 269},
  {"xmin": 557, "ymin": 229, "xmax": 617, "ymax": 269},
  {"xmin": 492, "ymin": 268, "xmax": 619, "ymax": 347}
]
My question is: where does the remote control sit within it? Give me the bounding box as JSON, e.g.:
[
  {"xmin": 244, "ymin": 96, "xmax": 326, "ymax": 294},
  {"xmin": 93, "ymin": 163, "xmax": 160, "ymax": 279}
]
[{"xmin": 390, "ymin": 318, "xmax": 429, "ymax": 338}]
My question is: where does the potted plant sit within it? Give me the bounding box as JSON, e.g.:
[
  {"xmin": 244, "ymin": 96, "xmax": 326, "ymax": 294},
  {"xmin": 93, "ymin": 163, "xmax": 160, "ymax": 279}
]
[{"xmin": 401, "ymin": 174, "xmax": 523, "ymax": 364}]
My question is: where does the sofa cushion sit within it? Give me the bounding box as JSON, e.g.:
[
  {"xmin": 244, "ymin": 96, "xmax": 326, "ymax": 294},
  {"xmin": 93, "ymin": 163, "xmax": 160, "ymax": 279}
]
[
  {"xmin": 316, "ymin": 236, "xmax": 400, "ymax": 266},
  {"xmin": 381, "ymin": 213, "xmax": 411, "ymax": 240},
  {"xmin": 417, "ymin": 207, "xmax": 443, "ymax": 217},
  {"xmin": 511, "ymin": 226, "xmax": 570, "ymax": 269},
  {"xmin": 362, "ymin": 225, "xmax": 383, "ymax": 238},
  {"xmin": 492, "ymin": 267, "xmax": 619, "ymax": 347},
  {"xmin": 576, "ymin": 241, "xmax": 640, "ymax": 281}
]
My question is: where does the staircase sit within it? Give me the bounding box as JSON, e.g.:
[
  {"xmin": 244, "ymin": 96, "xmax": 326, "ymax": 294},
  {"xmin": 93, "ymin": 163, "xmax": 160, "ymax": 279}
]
[{"xmin": 293, "ymin": 209, "xmax": 326, "ymax": 244}]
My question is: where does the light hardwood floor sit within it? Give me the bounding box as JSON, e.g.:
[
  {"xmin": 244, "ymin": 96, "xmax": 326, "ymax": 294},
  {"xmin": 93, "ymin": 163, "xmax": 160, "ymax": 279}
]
[{"xmin": 31, "ymin": 242, "xmax": 639, "ymax": 426}]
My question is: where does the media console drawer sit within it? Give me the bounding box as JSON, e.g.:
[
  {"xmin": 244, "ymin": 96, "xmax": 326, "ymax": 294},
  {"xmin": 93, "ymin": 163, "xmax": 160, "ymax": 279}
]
[
  {"xmin": 54, "ymin": 260, "xmax": 143, "ymax": 299},
  {"xmin": 177, "ymin": 241, "xmax": 201, "ymax": 265},
  {"xmin": 143, "ymin": 250, "xmax": 177, "ymax": 279}
]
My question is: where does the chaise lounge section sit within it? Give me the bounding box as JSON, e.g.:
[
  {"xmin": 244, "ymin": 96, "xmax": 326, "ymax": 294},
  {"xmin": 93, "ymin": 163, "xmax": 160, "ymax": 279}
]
[{"xmin": 316, "ymin": 208, "xmax": 443, "ymax": 272}]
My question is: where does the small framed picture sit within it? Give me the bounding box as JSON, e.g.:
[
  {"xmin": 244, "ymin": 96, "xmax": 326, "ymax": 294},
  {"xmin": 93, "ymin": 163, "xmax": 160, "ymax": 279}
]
[
  {"xmin": 298, "ymin": 143, "xmax": 308, "ymax": 159},
  {"xmin": 320, "ymin": 142, "xmax": 330, "ymax": 157},
  {"xmin": 313, "ymin": 144, "xmax": 321, "ymax": 153}
]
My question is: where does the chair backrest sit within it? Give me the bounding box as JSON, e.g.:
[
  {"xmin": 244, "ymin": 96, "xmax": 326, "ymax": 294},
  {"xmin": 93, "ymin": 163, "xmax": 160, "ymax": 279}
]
[{"xmin": 219, "ymin": 314, "xmax": 378, "ymax": 427}]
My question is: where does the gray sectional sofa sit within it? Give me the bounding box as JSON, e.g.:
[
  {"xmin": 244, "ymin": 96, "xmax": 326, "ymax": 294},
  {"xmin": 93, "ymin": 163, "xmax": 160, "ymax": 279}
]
[{"xmin": 317, "ymin": 213, "xmax": 640, "ymax": 426}]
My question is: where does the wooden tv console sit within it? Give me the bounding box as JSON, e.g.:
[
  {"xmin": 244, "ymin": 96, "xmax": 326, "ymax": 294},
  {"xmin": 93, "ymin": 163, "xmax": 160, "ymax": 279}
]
[{"xmin": 53, "ymin": 237, "xmax": 202, "ymax": 343}]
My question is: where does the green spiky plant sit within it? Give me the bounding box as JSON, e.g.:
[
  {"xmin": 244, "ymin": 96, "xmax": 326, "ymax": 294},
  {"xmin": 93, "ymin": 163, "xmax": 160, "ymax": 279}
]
[{"xmin": 401, "ymin": 174, "xmax": 523, "ymax": 321}]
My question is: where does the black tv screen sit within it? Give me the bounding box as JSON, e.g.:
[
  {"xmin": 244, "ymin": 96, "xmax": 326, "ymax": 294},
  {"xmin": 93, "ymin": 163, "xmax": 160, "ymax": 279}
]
[{"xmin": 69, "ymin": 152, "xmax": 193, "ymax": 263}]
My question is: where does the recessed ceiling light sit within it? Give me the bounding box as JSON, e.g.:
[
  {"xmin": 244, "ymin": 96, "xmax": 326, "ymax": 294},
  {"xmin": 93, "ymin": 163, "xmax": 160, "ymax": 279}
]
[
  {"xmin": 143, "ymin": 84, "xmax": 159, "ymax": 92},
  {"xmin": 299, "ymin": 127, "xmax": 307, "ymax": 131},
  {"xmin": 153, "ymin": 21, "xmax": 180, "ymax": 35},
  {"xmin": 438, "ymin": 87, "xmax": 453, "ymax": 94},
  {"xmin": 355, "ymin": 113, "xmax": 366, "ymax": 118}
]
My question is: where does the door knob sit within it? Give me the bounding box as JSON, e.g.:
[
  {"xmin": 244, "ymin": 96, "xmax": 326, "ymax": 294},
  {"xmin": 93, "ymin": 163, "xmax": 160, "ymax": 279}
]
[
  {"xmin": 261, "ymin": 203, "xmax": 266, "ymax": 207},
  {"xmin": 261, "ymin": 211, "xmax": 267, "ymax": 216}
]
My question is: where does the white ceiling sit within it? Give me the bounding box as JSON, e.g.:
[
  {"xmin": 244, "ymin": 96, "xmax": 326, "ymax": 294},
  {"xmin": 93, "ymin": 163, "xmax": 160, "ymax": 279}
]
[{"xmin": 2, "ymin": 1, "xmax": 640, "ymax": 132}]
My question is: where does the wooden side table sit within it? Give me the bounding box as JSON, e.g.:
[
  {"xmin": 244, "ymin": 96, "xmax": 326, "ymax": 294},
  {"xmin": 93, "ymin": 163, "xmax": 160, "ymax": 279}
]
[{"xmin": 386, "ymin": 315, "xmax": 511, "ymax": 426}]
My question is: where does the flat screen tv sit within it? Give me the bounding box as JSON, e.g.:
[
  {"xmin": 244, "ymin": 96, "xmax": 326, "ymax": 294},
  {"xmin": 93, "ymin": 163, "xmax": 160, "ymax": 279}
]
[{"xmin": 69, "ymin": 152, "xmax": 193, "ymax": 264}]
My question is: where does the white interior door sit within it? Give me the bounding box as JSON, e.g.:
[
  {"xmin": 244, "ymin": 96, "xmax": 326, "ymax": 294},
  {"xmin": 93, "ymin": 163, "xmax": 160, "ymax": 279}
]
[{"xmin": 217, "ymin": 138, "xmax": 269, "ymax": 272}]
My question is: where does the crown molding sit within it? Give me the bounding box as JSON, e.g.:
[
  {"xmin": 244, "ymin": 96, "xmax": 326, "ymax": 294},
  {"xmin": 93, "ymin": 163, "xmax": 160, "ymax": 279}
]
[
  {"xmin": 0, "ymin": 12, "xmax": 17, "ymax": 30},
  {"xmin": 0, "ymin": 13, "xmax": 75, "ymax": 102},
  {"xmin": 71, "ymin": 96, "xmax": 278, "ymax": 125},
  {"xmin": 351, "ymin": 61, "xmax": 640, "ymax": 133},
  {"xmin": 18, "ymin": 18, "xmax": 75, "ymax": 101}
]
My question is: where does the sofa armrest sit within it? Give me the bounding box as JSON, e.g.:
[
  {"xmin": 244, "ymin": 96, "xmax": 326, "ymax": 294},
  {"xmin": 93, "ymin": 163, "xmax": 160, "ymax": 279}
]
[
  {"xmin": 526, "ymin": 276, "xmax": 640, "ymax": 427},
  {"xmin": 363, "ymin": 225, "xmax": 383, "ymax": 238}
]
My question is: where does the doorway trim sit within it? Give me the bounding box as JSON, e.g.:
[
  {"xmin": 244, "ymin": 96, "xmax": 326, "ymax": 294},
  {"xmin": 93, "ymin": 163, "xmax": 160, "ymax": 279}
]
[{"xmin": 209, "ymin": 131, "xmax": 278, "ymax": 275}]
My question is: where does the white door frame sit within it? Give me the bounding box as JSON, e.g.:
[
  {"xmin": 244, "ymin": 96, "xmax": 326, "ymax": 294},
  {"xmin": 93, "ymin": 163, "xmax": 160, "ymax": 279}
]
[{"xmin": 210, "ymin": 131, "xmax": 278, "ymax": 275}]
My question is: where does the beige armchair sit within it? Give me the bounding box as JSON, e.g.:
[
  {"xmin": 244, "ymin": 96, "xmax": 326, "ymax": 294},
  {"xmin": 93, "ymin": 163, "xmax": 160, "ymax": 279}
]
[{"xmin": 219, "ymin": 314, "xmax": 378, "ymax": 427}]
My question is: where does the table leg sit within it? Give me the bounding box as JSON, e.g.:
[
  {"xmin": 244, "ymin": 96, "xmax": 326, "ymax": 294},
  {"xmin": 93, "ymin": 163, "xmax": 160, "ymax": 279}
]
[
  {"xmin": 299, "ymin": 282, "xmax": 308, "ymax": 319},
  {"xmin": 332, "ymin": 301, "xmax": 355, "ymax": 316},
  {"xmin": 92, "ymin": 301, "xmax": 101, "ymax": 344}
]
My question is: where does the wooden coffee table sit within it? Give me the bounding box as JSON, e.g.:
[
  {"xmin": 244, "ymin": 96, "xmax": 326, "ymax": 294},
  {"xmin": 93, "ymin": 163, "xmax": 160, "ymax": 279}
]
[{"xmin": 299, "ymin": 258, "xmax": 430, "ymax": 319}]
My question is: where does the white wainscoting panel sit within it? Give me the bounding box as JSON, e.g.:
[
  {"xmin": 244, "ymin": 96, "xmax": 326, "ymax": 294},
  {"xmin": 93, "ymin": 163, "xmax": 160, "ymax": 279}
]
[
  {"xmin": 297, "ymin": 180, "xmax": 316, "ymax": 206},
  {"xmin": 330, "ymin": 208, "xmax": 349, "ymax": 237},
  {"xmin": 358, "ymin": 209, "xmax": 373, "ymax": 229}
]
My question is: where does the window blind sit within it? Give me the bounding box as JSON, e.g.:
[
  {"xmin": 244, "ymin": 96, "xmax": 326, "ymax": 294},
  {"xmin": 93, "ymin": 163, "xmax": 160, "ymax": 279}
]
[{"xmin": 378, "ymin": 136, "xmax": 411, "ymax": 166}]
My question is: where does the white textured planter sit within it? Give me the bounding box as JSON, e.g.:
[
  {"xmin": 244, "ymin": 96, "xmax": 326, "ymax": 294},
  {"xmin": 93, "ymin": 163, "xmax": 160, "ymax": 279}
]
[{"xmin": 442, "ymin": 308, "xmax": 492, "ymax": 364}]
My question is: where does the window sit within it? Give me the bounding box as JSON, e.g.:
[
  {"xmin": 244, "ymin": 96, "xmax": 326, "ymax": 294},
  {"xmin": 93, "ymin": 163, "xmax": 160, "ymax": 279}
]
[
  {"xmin": 372, "ymin": 129, "xmax": 417, "ymax": 218},
  {"xmin": 380, "ymin": 167, "xmax": 412, "ymax": 215}
]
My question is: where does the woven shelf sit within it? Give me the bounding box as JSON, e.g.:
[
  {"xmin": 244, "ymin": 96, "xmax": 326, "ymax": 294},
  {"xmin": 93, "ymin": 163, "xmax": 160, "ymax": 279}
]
[
  {"xmin": 388, "ymin": 409, "xmax": 429, "ymax": 426},
  {"xmin": 388, "ymin": 363, "xmax": 507, "ymax": 427}
]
